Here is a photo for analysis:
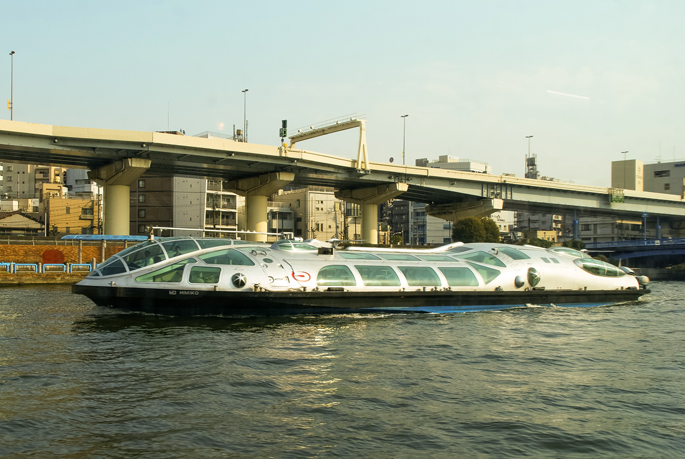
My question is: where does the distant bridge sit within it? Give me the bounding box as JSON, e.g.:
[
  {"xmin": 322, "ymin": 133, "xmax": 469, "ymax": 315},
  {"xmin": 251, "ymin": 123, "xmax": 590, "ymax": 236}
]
[
  {"xmin": 586, "ymin": 238, "xmax": 685, "ymax": 268},
  {"xmin": 2, "ymin": 119, "xmax": 685, "ymax": 241}
]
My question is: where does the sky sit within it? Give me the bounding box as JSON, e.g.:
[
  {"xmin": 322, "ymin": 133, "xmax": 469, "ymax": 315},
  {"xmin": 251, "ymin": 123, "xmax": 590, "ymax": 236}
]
[{"xmin": 3, "ymin": 0, "xmax": 685, "ymax": 187}]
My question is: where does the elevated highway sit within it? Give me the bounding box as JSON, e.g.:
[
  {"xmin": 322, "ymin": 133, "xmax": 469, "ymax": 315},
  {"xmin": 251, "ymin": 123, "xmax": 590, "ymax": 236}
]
[{"xmin": 2, "ymin": 119, "xmax": 685, "ymax": 241}]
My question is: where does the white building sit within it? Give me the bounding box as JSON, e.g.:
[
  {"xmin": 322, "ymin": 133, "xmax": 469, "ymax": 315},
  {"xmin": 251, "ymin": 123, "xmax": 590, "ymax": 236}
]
[{"xmin": 416, "ymin": 155, "xmax": 492, "ymax": 173}]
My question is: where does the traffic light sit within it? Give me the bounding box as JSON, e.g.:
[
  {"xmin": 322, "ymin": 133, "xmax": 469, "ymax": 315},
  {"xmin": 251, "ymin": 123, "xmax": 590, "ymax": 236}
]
[{"xmin": 279, "ymin": 120, "xmax": 287, "ymax": 138}]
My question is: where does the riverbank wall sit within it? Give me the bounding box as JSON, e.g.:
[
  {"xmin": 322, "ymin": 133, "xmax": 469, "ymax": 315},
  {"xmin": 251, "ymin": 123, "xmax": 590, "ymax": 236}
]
[{"xmin": 0, "ymin": 238, "xmax": 130, "ymax": 284}]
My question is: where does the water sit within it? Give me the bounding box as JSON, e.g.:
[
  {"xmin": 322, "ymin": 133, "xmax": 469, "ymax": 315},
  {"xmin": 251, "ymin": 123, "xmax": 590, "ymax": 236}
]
[{"xmin": 1, "ymin": 283, "xmax": 684, "ymax": 458}]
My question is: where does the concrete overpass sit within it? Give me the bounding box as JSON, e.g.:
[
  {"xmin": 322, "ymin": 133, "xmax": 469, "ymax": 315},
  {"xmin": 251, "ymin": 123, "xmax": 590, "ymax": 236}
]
[{"xmin": 2, "ymin": 119, "xmax": 685, "ymax": 242}]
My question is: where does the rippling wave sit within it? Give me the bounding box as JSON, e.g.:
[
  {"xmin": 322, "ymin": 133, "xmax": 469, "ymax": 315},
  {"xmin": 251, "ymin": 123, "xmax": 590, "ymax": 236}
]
[{"xmin": 1, "ymin": 283, "xmax": 684, "ymax": 457}]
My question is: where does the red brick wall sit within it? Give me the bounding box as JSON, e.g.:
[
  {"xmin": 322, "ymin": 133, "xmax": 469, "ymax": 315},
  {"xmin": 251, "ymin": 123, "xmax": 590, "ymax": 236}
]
[{"xmin": 0, "ymin": 244, "xmax": 127, "ymax": 264}]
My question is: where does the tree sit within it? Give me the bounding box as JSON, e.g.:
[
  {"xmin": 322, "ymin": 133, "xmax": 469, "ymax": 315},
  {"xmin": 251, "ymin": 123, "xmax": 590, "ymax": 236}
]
[
  {"xmin": 481, "ymin": 217, "xmax": 501, "ymax": 243},
  {"xmin": 563, "ymin": 240, "xmax": 585, "ymax": 250},
  {"xmin": 517, "ymin": 238, "xmax": 554, "ymax": 248},
  {"xmin": 452, "ymin": 217, "xmax": 485, "ymax": 243}
]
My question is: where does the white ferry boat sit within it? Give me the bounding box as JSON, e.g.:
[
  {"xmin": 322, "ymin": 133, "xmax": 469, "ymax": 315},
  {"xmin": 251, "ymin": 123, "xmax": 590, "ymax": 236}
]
[{"xmin": 72, "ymin": 237, "xmax": 650, "ymax": 316}]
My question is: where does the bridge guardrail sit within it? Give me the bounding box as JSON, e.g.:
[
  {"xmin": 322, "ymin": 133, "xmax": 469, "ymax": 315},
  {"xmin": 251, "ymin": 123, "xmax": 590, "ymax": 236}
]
[{"xmin": 586, "ymin": 238, "xmax": 685, "ymax": 250}]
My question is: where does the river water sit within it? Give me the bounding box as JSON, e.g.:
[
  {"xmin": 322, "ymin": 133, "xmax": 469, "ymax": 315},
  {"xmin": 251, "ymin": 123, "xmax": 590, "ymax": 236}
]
[{"xmin": 0, "ymin": 282, "xmax": 683, "ymax": 458}]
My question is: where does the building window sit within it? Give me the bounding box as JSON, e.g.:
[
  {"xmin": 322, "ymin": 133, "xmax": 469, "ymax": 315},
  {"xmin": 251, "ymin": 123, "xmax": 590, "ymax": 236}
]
[
  {"xmin": 66, "ymin": 207, "xmax": 70, "ymax": 214},
  {"xmin": 654, "ymin": 170, "xmax": 670, "ymax": 178},
  {"xmin": 138, "ymin": 209, "xmax": 146, "ymax": 218},
  {"xmin": 581, "ymin": 224, "xmax": 591, "ymax": 231},
  {"xmin": 7, "ymin": 166, "xmax": 12, "ymax": 172},
  {"xmin": 138, "ymin": 194, "xmax": 146, "ymax": 203},
  {"xmin": 138, "ymin": 179, "xmax": 146, "ymax": 188},
  {"xmin": 138, "ymin": 224, "xmax": 147, "ymax": 233},
  {"xmin": 665, "ymin": 183, "xmax": 671, "ymax": 191}
]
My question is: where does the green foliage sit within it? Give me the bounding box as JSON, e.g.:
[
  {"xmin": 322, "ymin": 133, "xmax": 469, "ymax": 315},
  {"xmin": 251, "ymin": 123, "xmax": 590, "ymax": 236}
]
[
  {"xmin": 563, "ymin": 240, "xmax": 585, "ymax": 250},
  {"xmin": 594, "ymin": 254, "xmax": 609, "ymax": 262},
  {"xmin": 517, "ymin": 238, "xmax": 554, "ymax": 248},
  {"xmin": 452, "ymin": 217, "xmax": 486, "ymax": 243},
  {"xmin": 481, "ymin": 217, "xmax": 501, "ymax": 243},
  {"xmin": 390, "ymin": 234, "xmax": 403, "ymax": 245}
]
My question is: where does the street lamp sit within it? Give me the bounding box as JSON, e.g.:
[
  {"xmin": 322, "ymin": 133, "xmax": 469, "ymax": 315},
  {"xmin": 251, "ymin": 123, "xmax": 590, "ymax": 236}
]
[
  {"xmin": 401, "ymin": 114, "xmax": 408, "ymax": 165},
  {"xmin": 242, "ymin": 89, "xmax": 248, "ymax": 142},
  {"xmin": 9, "ymin": 51, "xmax": 15, "ymax": 121},
  {"xmin": 621, "ymin": 150, "xmax": 629, "ymax": 189}
]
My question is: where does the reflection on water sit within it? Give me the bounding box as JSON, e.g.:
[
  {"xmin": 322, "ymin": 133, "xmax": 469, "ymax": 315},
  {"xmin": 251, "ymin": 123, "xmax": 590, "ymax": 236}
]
[{"xmin": 0, "ymin": 284, "xmax": 684, "ymax": 457}]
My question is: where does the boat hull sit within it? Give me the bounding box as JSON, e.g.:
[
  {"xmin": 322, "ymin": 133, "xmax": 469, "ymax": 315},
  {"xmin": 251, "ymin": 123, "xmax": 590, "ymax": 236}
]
[{"xmin": 72, "ymin": 284, "xmax": 649, "ymax": 317}]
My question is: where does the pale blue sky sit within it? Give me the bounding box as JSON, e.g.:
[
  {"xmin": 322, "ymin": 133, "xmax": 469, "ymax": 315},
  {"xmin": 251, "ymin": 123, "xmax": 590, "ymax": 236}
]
[{"xmin": 3, "ymin": 0, "xmax": 684, "ymax": 187}]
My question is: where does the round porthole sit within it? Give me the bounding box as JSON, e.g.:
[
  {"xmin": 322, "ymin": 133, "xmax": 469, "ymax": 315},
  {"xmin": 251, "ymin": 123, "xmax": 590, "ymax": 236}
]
[
  {"xmin": 231, "ymin": 273, "xmax": 247, "ymax": 288},
  {"xmin": 514, "ymin": 275, "xmax": 525, "ymax": 288},
  {"xmin": 527, "ymin": 267, "xmax": 540, "ymax": 287},
  {"xmin": 263, "ymin": 258, "xmax": 274, "ymax": 264}
]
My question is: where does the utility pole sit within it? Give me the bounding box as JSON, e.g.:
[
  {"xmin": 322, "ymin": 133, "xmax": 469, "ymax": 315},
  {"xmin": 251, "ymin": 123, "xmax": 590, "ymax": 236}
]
[
  {"xmin": 401, "ymin": 114, "xmax": 408, "ymax": 165},
  {"xmin": 242, "ymin": 89, "xmax": 248, "ymax": 142},
  {"xmin": 621, "ymin": 151, "xmax": 629, "ymax": 189}
]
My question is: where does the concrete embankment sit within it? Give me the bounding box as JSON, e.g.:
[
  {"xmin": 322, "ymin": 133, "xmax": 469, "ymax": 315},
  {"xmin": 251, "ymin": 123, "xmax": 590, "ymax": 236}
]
[
  {"xmin": 0, "ymin": 273, "xmax": 88, "ymax": 285},
  {"xmin": 635, "ymin": 268, "xmax": 685, "ymax": 281}
]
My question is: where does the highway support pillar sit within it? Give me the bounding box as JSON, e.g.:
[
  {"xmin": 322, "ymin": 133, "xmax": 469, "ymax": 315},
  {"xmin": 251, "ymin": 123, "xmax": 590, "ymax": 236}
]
[
  {"xmin": 225, "ymin": 172, "xmax": 294, "ymax": 242},
  {"xmin": 88, "ymin": 158, "xmax": 151, "ymax": 235},
  {"xmin": 336, "ymin": 183, "xmax": 408, "ymax": 244}
]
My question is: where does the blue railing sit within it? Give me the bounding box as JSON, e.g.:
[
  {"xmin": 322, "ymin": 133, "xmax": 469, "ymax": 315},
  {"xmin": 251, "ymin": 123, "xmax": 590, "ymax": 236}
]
[
  {"xmin": 13, "ymin": 263, "xmax": 38, "ymax": 274},
  {"xmin": 42, "ymin": 263, "xmax": 66, "ymax": 273},
  {"xmin": 0, "ymin": 262, "xmax": 94, "ymax": 275},
  {"xmin": 586, "ymin": 238, "xmax": 685, "ymax": 250}
]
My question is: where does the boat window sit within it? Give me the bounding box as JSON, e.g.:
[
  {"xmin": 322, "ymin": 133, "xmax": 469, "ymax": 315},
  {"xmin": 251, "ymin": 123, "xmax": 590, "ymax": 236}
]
[
  {"xmin": 272, "ymin": 240, "xmax": 318, "ymax": 251},
  {"xmin": 454, "ymin": 251, "xmax": 506, "ymax": 267},
  {"xmin": 136, "ymin": 259, "xmax": 196, "ymax": 283},
  {"xmin": 122, "ymin": 244, "xmax": 166, "ymax": 271},
  {"xmin": 200, "ymin": 249, "xmax": 255, "ymax": 266},
  {"xmin": 114, "ymin": 240, "xmax": 157, "ymax": 260},
  {"xmin": 317, "ymin": 265, "xmax": 357, "ymax": 286},
  {"xmin": 355, "ymin": 265, "xmax": 401, "ymax": 287},
  {"xmin": 189, "ymin": 266, "xmax": 222, "ymax": 284},
  {"xmin": 378, "ymin": 254, "xmax": 420, "ymax": 261},
  {"xmin": 338, "ymin": 252, "xmax": 380, "ymax": 260},
  {"xmin": 548, "ymin": 247, "xmax": 588, "ymax": 258},
  {"xmin": 466, "ymin": 262, "xmax": 501, "ymax": 284},
  {"xmin": 398, "ymin": 267, "xmax": 441, "ymax": 287},
  {"xmin": 551, "ymin": 258, "xmax": 560, "ymax": 264},
  {"xmin": 417, "ymin": 255, "xmax": 457, "ymax": 262},
  {"xmin": 99, "ymin": 259, "xmax": 127, "ymax": 276},
  {"xmin": 541, "ymin": 257, "xmax": 550, "ymax": 263},
  {"xmin": 197, "ymin": 239, "xmax": 236, "ymax": 249},
  {"xmin": 232, "ymin": 240, "xmax": 254, "ymax": 245},
  {"xmin": 448, "ymin": 246, "xmax": 473, "ymax": 253},
  {"xmin": 438, "ymin": 267, "xmax": 479, "ymax": 286},
  {"xmin": 236, "ymin": 247, "xmax": 271, "ymax": 254},
  {"xmin": 574, "ymin": 258, "xmax": 625, "ymax": 277},
  {"xmin": 162, "ymin": 240, "xmax": 200, "ymax": 259},
  {"xmin": 497, "ymin": 247, "xmax": 530, "ymax": 260}
]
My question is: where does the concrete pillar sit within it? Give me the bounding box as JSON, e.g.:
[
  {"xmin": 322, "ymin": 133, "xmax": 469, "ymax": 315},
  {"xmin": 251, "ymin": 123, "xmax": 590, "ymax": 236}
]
[
  {"xmin": 103, "ymin": 184, "xmax": 130, "ymax": 236},
  {"xmin": 246, "ymin": 195, "xmax": 268, "ymax": 242},
  {"xmin": 88, "ymin": 158, "xmax": 151, "ymax": 235},
  {"xmin": 225, "ymin": 172, "xmax": 295, "ymax": 242},
  {"xmin": 362, "ymin": 203, "xmax": 378, "ymax": 244},
  {"xmin": 335, "ymin": 183, "xmax": 408, "ymax": 245}
]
